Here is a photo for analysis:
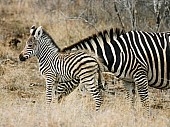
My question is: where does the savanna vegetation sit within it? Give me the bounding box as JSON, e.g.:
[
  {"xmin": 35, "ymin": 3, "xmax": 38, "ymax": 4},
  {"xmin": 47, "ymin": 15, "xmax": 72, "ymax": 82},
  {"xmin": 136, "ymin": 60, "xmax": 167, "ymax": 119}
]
[{"xmin": 0, "ymin": 0, "xmax": 169, "ymax": 127}]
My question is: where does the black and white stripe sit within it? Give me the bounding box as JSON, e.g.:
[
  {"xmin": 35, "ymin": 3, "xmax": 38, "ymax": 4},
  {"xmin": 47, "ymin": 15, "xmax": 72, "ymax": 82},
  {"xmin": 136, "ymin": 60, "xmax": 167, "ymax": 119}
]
[
  {"xmin": 62, "ymin": 28, "xmax": 170, "ymax": 112},
  {"xmin": 53, "ymin": 78, "xmax": 80, "ymax": 102},
  {"xmin": 19, "ymin": 25, "xmax": 104, "ymax": 111}
]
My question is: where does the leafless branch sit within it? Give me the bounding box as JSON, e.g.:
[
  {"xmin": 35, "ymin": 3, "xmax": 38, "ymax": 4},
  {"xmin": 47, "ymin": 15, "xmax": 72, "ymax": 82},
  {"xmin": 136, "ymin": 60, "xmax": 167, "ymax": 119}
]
[
  {"xmin": 116, "ymin": 0, "xmax": 137, "ymax": 30},
  {"xmin": 153, "ymin": 0, "xmax": 164, "ymax": 32},
  {"xmin": 114, "ymin": 1, "xmax": 125, "ymax": 30},
  {"xmin": 59, "ymin": 10, "xmax": 99, "ymax": 32}
]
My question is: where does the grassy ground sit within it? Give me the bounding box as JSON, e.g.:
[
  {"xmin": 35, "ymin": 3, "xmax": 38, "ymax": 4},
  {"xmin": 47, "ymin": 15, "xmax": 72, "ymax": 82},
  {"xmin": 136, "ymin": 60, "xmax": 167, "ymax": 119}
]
[{"xmin": 0, "ymin": 1, "xmax": 169, "ymax": 127}]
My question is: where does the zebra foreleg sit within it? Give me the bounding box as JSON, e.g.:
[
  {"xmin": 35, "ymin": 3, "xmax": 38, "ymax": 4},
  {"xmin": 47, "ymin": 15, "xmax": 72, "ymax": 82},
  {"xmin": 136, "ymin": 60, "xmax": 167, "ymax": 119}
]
[
  {"xmin": 45, "ymin": 74, "xmax": 56, "ymax": 105},
  {"xmin": 53, "ymin": 82, "xmax": 69, "ymax": 103},
  {"xmin": 78, "ymin": 83, "xmax": 87, "ymax": 97},
  {"xmin": 123, "ymin": 81, "xmax": 136, "ymax": 109},
  {"xmin": 52, "ymin": 80, "xmax": 62, "ymax": 102}
]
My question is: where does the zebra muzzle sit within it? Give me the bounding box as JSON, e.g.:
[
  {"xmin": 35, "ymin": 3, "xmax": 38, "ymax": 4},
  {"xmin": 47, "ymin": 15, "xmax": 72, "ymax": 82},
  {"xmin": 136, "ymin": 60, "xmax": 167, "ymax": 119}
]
[{"xmin": 19, "ymin": 54, "xmax": 27, "ymax": 61}]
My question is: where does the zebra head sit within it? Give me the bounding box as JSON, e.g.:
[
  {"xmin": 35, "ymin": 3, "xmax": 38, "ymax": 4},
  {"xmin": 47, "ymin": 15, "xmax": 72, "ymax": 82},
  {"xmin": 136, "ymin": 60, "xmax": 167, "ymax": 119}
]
[
  {"xmin": 19, "ymin": 25, "xmax": 43, "ymax": 61},
  {"xmin": 19, "ymin": 25, "xmax": 60, "ymax": 61}
]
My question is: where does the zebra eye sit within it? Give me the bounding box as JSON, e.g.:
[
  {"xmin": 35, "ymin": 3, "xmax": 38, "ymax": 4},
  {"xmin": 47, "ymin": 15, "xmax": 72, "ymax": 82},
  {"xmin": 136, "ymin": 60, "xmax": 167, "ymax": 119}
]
[
  {"xmin": 38, "ymin": 31, "xmax": 41, "ymax": 36},
  {"xmin": 28, "ymin": 44, "xmax": 32, "ymax": 47}
]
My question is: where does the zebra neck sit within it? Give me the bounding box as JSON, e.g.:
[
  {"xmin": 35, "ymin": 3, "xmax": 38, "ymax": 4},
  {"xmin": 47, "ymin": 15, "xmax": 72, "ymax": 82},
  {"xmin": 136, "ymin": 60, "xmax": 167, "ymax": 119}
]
[{"xmin": 36, "ymin": 45, "xmax": 58, "ymax": 63}]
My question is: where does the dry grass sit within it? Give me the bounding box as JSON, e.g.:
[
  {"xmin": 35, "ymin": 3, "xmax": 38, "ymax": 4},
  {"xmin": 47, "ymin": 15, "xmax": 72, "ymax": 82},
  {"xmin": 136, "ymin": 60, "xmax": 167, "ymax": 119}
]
[
  {"xmin": 0, "ymin": 1, "xmax": 169, "ymax": 127},
  {"xmin": 0, "ymin": 82, "xmax": 169, "ymax": 127}
]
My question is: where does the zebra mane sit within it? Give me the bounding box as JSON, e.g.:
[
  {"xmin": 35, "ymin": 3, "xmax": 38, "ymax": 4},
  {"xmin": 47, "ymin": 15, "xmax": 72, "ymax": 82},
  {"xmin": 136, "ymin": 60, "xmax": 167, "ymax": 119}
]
[
  {"xmin": 42, "ymin": 28, "xmax": 61, "ymax": 51},
  {"xmin": 62, "ymin": 28, "xmax": 125, "ymax": 52}
]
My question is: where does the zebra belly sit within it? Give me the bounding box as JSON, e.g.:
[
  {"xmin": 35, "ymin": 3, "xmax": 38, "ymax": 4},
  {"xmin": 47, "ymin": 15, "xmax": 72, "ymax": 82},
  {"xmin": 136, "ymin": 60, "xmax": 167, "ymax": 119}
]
[
  {"xmin": 148, "ymin": 78, "xmax": 170, "ymax": 89},
  {"xmin": 147, "ymin": 58, "xmax": 170, "ymax": 89}
]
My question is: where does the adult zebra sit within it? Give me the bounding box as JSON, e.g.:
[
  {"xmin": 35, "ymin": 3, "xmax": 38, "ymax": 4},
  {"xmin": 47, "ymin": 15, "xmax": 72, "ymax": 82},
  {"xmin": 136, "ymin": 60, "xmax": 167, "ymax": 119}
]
[
  {"xmin": 19, "ymin": 25, "xmax": 104, "ymax": 111},
  {"xmin": 62, "ymin": 28, "xmax": 170, "ymax": 113}
]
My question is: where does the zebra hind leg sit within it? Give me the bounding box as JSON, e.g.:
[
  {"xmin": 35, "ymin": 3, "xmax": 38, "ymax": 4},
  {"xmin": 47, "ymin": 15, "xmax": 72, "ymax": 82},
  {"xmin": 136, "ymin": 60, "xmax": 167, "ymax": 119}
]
[
  {"xmin": 135, "ymin": 75, "xmax": 150, "ymax": 117},
  {"xmin": 82, "ymin": 77, "xmax": 103, "ymax": 111}
]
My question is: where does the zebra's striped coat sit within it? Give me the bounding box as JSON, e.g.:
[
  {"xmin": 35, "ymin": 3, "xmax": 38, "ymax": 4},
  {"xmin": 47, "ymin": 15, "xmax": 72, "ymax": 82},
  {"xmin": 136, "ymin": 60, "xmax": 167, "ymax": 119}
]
[
  {"xmin": 62, "ymin": 28, "xmax": 170, "ymax": 113},
  {"xmin": 19, "ymin": 26, "xmax": 104, "ymax": 111}
]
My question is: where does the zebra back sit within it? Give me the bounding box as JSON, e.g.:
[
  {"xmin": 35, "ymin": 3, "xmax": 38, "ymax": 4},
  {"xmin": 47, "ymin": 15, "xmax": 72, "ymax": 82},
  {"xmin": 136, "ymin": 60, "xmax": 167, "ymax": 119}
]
[
  {"xmin": 61, "ymin": 28, "xmax": 125, "ymax": 72},
  {"xmin": 62, "ymin": 28, "xmax": 125, "ymax": 52}
]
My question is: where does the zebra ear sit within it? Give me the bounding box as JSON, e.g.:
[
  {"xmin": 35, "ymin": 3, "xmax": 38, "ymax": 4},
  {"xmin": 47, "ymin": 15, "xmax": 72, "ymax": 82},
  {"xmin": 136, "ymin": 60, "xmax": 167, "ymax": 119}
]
[
  {"xmin": 165, "ymin": 33, "xmax": 170, "ymax": 45},
  {"xmin": 34, "ymin": 26, "xmax": 43, "ymax": 40},
  {"xmin": 30, "ymin": 25, "xmax": 36, "ymax": 35}
]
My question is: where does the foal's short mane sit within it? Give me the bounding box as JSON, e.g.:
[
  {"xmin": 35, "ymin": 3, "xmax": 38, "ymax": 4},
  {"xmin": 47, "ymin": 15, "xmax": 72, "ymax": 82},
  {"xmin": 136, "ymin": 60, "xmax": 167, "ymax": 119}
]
[
  {"xmin": 42, "ymin": 29, "xmax": 61, "ymax": 51},
  {"xmin": 62, "ymin": 28, "xmax": 125, "ymax": 52}
]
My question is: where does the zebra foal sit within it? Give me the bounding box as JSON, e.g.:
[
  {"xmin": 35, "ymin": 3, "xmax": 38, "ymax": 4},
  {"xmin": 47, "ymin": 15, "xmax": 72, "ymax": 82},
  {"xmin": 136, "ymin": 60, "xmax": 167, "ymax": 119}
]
[{"xmin": 19, "ymin": 25, "xmax": 104, "ymax": 111}]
